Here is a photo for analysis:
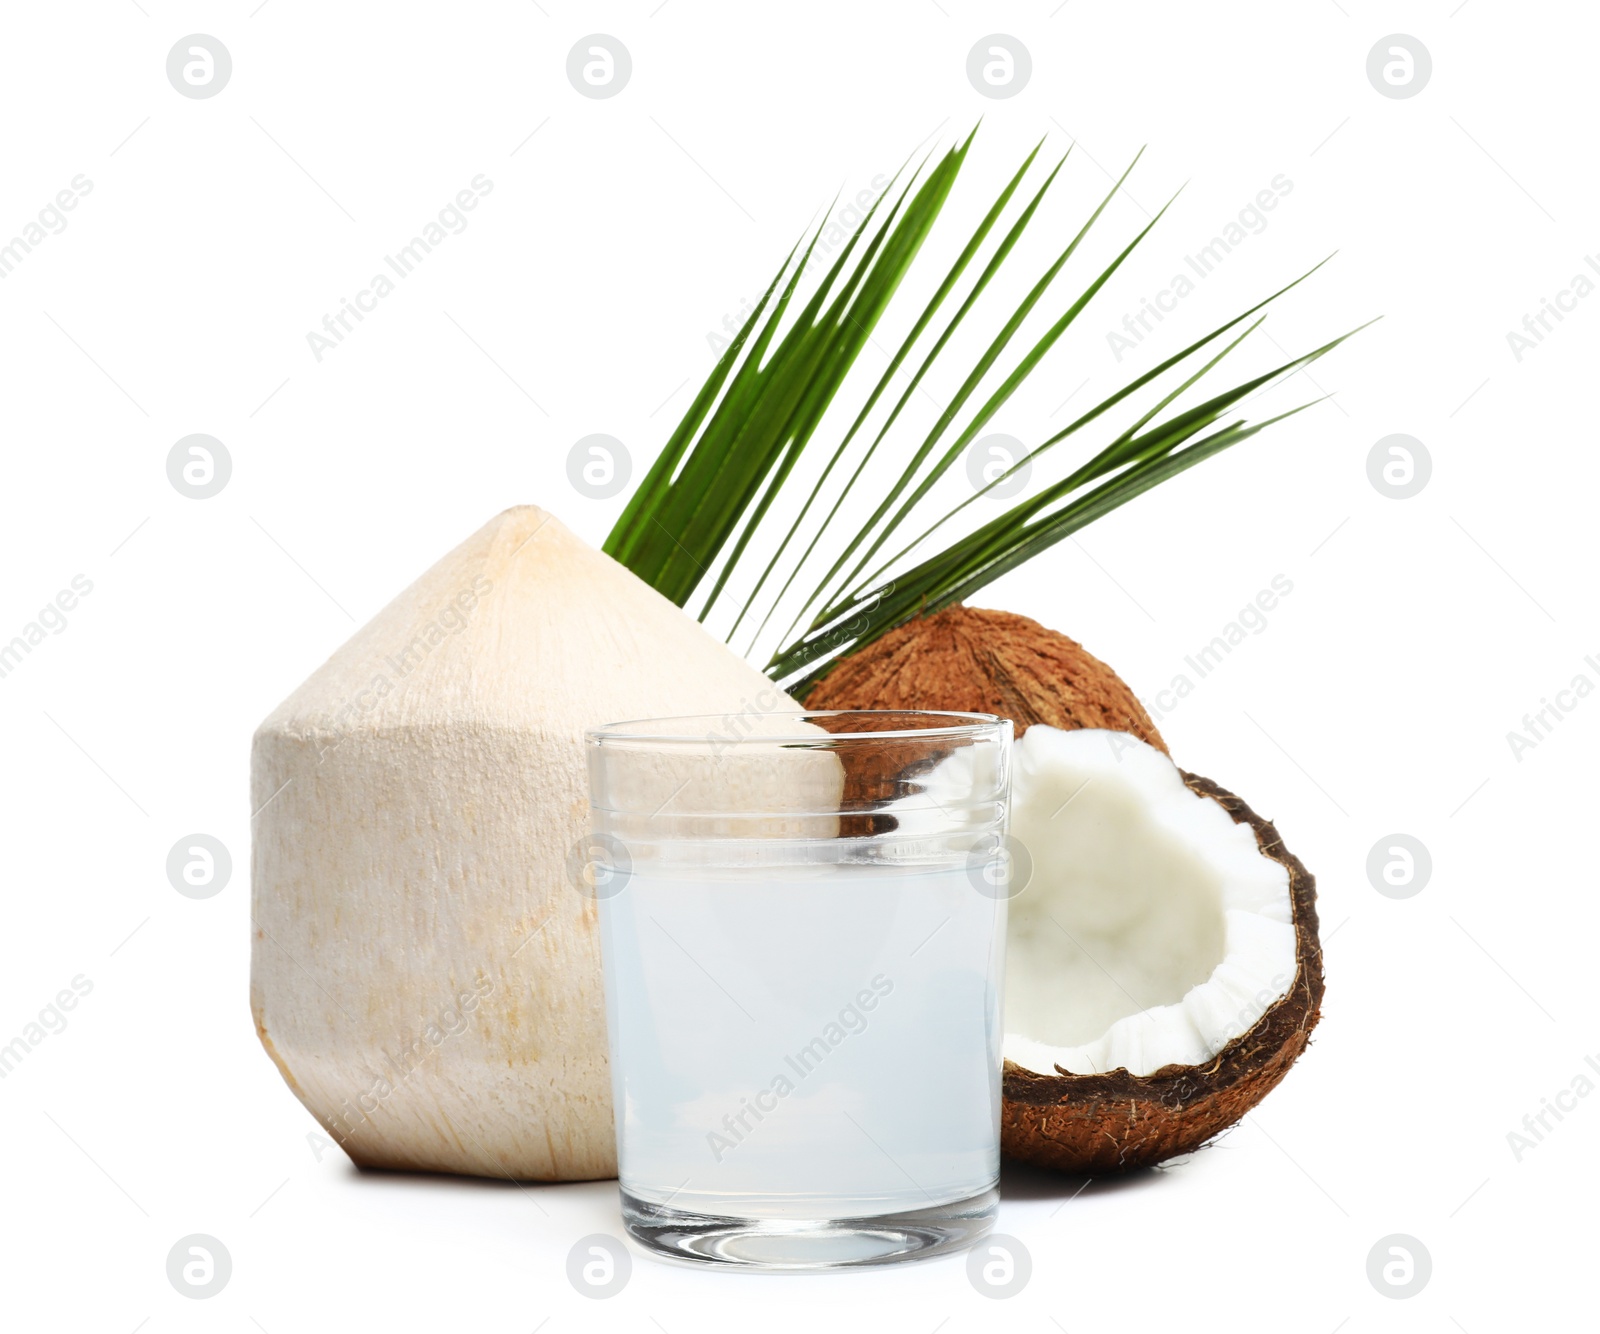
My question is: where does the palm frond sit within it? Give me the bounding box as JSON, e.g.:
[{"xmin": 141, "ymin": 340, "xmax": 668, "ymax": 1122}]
[{"xmin": 604, "ymin": 129, "xmax": 1367, "ymax": 694}]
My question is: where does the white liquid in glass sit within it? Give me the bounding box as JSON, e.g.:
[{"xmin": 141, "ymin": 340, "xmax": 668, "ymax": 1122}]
[{"xmin": 598, "ymin": 862, "xmax": 1005, "ymax": 1220}]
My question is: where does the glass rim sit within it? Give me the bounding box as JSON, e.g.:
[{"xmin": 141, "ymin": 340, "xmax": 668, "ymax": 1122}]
[{"xmin": 586, "ymin": 708, "xmax": 1008, "ymax": 745}]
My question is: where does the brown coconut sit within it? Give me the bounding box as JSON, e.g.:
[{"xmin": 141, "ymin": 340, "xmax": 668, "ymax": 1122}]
[{"xmin": 804, "ymin": 605, "xmax": 1167, "ymax": 752}]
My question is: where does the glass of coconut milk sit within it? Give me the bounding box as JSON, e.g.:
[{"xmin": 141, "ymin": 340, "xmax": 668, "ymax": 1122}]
[{"xmin": 584, "ymin": 709, "xmax": 1012, "ymax": 1269}]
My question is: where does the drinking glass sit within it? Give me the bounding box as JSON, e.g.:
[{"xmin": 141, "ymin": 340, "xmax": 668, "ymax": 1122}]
[{"xmin": 583, "ymin": 709, "xmax": 1011, "ymax": 1269}]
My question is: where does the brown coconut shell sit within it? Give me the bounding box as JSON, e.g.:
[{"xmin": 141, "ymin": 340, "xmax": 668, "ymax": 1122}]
[
  {"xmin": 804, "ymin": 605, "xmax": 1167, "ymax": 753},
  {"xmin": 1001, "ymin": 772, "xmax": 1324, "ymax": 1172},
  {"xmin": 807, "ymin": 708, "xmax": 995, "ymax": 838}
]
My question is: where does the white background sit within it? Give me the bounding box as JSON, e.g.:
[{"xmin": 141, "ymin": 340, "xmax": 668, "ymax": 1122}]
[{"xmin": 1, "ymin": 1, "xmax": 1594, "ymax": 1330}]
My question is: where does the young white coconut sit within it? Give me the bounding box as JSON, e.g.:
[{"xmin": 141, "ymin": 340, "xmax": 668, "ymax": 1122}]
[
  {"xmin": 250, "ymin": 506, "xmax": 814, "ymax": 1181},
  {"xmin": 998, "ymin": 726, "xmax": 1323, "ymax": 1172}
]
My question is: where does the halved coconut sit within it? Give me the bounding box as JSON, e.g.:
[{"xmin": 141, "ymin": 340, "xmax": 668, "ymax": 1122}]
[{"xmin": 1000, "ymin": 726, "xmax": 1323, "ymax": 1172}]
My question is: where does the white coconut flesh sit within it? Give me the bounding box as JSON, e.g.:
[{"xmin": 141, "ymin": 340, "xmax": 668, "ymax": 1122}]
[{"xmin": 1001, "ymin": 726, "xmax": 1298, "ymax": 1078}]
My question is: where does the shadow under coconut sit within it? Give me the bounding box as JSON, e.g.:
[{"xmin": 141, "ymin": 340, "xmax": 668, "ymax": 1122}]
[
  {"xmin": 999, "ymin": 1156, "xmax": 1178, "ymax": 1203},
  {"xmin": 337, "ymin": 1160, "xmax": 615, "ymax": 1207}
]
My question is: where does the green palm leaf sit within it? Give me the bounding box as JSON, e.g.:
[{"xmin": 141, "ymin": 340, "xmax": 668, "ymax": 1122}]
[{"xmin": 603, "ymin": 129, "xmax": 1367, "ymax": 694}]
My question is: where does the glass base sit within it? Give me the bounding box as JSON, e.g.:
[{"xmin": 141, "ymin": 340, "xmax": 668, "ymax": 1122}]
[{"xmin": 620, "ymin": 1186, "xmax": 998, "ymax": 1270}]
